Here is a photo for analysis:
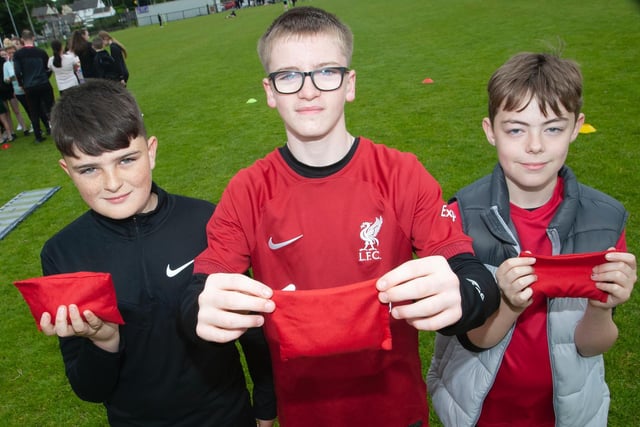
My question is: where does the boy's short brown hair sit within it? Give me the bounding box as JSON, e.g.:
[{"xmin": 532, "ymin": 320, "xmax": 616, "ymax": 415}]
[
  {"xmin": 257, "ymin": 6, "xmax": 354, "ymax": 72},
  {"xmin": 487, "ymin": 52, "xmax": 583, "ymax": 123},
  {"xmin": 50, "ymin": 79, "xmax": 146, "ymax": 158},
  {"xmin": 92, "ymin": 36, "xmax": 104, "ymax": 50}
]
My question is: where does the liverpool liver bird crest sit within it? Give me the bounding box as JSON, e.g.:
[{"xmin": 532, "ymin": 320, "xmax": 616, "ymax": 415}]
[{"xmin": 360, "ymin": 216, "xmax": 383, "ymax": 251}]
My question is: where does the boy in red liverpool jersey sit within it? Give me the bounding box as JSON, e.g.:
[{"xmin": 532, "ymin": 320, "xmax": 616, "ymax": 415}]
[
  {"xmin": 428, "ymin": 52, "xmax": 637, "ymax": 427},
  {"xmin": 181, "ymin": 7, "xmax": 499, "ymax": 426}
]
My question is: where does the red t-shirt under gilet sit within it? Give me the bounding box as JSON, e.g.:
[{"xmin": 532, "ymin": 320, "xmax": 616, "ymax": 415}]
[{"xmin": 477, "ymin": 179, "xmax": 564, "ymax": 427}]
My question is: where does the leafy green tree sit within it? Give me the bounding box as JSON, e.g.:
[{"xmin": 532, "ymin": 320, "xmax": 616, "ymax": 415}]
[{"xmin": 1, "ymin": 0, "xmax": 44, "ymax": 38}]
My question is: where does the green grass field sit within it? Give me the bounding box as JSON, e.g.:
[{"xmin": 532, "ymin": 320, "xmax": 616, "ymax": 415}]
[{"xmin": 1, "ymin": 0, "xmax": 638, "ymax": 425}]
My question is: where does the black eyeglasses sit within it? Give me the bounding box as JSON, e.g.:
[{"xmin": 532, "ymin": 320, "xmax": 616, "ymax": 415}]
[{"xmin": 268, "ymin": 67, "xmax": 349, "ymax": 94}]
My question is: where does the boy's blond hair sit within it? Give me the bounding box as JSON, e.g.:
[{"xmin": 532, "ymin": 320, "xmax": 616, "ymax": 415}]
[
  {"xmin": 257, "ymin": 6, "xmax": 354, "ymax": 72},
  {"xmin": 487, "ymin": 52, "xmax": 583, "ymax": 123},
  {"xmin": 98, "ymin": 30, "xmax": 128, "ymax": 58}
]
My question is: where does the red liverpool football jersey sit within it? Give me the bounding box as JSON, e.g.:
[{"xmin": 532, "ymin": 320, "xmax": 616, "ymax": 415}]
[{"xmin": 195, "ymin": 138, "xmax": 472, "ymax": 426}]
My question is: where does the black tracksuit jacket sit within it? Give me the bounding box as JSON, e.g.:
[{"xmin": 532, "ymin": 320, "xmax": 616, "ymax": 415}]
[
  {"xmin": 40, "ymin": 184, "xmax": 276, "ymax": 426},
  {"xmin": 13, "ymin": 45, "xmax": 51, "ymax": 89}
]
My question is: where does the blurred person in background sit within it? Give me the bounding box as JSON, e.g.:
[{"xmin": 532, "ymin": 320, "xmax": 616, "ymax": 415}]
[
  {"xmin": 0, "ymin": 47, "xmax": 17, "ymax": 142},
  {"xmin": 2, "ymin": 41, "xmax": 31, "ymax": 136},
  {"xmin": 12, "ymin": 30, "xmax": 53, "ymax": 143},
  {"xmin": 48, "ymin": 39, "xmax": 80, "ymax": 96},
  {"xmin": 99, "ymin": 31, "xmax": 129, "ymax": 85},
  {"xmin": 69, "ymin": 29, "xmax": 96, "ymax": 79}
]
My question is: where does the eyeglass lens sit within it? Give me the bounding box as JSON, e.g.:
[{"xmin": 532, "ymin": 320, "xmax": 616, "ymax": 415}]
[{"xmin": 271, "ymin": 67, "xmax": 347, "ymax": 94}]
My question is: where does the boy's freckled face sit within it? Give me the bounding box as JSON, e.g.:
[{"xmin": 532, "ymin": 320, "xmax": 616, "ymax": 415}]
[
  {"xmin": 59, "ymin": 136, "xmax": 158, "ymax": 220},
  {"xmin": 262, "ymin": 34, "xmax": 356, "ymax": 142},
  {"xmin": 483, "ymin": 98, "xmax": 584, "ymax": 206}
]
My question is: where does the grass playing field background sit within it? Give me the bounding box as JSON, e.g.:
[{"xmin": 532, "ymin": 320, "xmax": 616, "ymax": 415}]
[{"xmin": 0, "ymin": 0, "xmax": 638, "ymax": 424}]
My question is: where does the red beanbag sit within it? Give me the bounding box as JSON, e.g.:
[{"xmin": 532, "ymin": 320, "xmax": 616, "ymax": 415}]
[
  {"xmin": 522, "ymin": 251, "xmax": 610, "ymax": 302},
  {"xmin": 13, "ymin": 272, "xmax": 125, "ymax": 329},
  {"xmin": 264, "ymin": 278, "xmax": 392, "ymax": 361}
]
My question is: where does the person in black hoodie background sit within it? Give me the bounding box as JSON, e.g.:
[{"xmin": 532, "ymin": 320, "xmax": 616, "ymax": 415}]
[
  {"xmin": 70, "ymin": 28, "xmax": 96, "ymax": 79},
  {"xmin": 99, "ymin": 31, "xmax": 129, "ymax": 85},
  {"xmin": 92, "ymin": 37, "xmax": 123, "ymax": 84},
  {"xmin": 12, "ymin": 29, "xmax": 53, "ymax": 143}
]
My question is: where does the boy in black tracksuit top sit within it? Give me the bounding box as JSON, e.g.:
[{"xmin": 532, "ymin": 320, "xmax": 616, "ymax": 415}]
[
  {"xmin": 92, "ymin": 37, "xmax": 123, "ymax": 83},
  {"xmin": 39, "ymin": 80, "xmax": 276, "ymax": 426}
]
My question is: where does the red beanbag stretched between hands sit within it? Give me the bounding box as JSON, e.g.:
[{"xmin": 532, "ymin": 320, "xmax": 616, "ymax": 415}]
[
  {"xmin": 522, "ymin": 251, "xmax": 610, "ymax": 303},
  {"xmin": 13, "ymin": 272, "xmax": 125, "ymax": 330},
  {"xmin": 264, "ymin": 278, "xmax": 393, "ymax": 361}
]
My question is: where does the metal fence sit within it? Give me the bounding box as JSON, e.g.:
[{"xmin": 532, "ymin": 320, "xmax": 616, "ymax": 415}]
[{"xmin": 136, "ymin": 6, "xmax": 213, "ymax": 27}]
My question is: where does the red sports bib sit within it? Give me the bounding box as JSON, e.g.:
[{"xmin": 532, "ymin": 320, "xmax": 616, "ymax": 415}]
[
  {"xmin": 14, "ymin": 272, "xmax": 125, "ymax": 329},
  {"xmin": 264, "ymin": 278, "xmax": 392, "ymax": 361},
  {"xmin": 523, "ymin": 251, "xmax": 610, "ymax": 302}
]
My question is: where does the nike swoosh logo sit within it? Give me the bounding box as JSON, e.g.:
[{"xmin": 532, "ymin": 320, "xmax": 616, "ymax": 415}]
[
  {"xmin": 268, "ymin": 234, "xmax": 303, "ymax": 250},
  {"xmin": 166, "ymin": 260, "xmax": 194, "ymax": 278}
]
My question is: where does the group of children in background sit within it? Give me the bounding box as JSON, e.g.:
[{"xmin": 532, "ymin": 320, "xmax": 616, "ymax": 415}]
[
  {"xmin": 14, "ymin": 6, "xmax": 636, "ymax": 427},
  {"xmin": 0, "ymin": 28, "xmax": 128, "ymax": 144},
  {"xmin": 48, "ymin": 28, "xmax": 129, "ymax": 89}
]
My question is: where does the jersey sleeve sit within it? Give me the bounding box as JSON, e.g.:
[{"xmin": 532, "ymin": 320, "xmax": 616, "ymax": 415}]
[
  {"xmin": 184, "ymin": 177, "xmax": 257, "ymax": 344},
  {"xmin": 439, "ymin": 252, "xmax": 500, "ymax": 336},
  {"xmin": 193, "ymin": 174, "xmax": 253, "ymax": 275},
  {"xmin": 406, "ymin": 160, "xmax": 473, "ymax": 259}
]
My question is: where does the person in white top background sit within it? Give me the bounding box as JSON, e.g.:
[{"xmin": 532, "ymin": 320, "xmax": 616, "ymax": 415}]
[
  {"xmin": 48, "ymin": 39, "xmax": 81, "ymax": 96},
  {"xmin": 2, "ymin": 41, "xmax": 31, "ymax": 136}
]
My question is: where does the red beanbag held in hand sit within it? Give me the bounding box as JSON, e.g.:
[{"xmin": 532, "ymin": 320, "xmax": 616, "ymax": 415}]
[
  {"xmin": 264, "ymin": 278, "xmax": 392, "ymax": 361},
  {"xmin": 13, "ymin": 272, "xmax": 125, "ymax": 329},
  {"xmin": 522, "ymin": 251, "xmax": 610, "ymax": 302}
]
